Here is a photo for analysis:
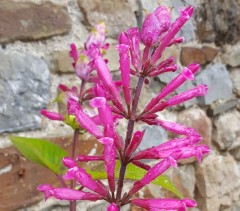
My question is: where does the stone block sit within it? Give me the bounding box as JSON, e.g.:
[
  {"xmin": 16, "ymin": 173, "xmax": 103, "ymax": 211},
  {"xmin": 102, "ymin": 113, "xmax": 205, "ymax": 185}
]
[
  {"xmin": 195, "ymin": 63, "xmax": 233, "ymax": 105},
  {"xmin": 0, "ymin": 50, "xmax": 50, "ymax": 133},
  {"xmin": 229, "ymin": 68, "xmax": 240, "ymax": 97},
  {"xmin": 77, "ymin": 0, "xmax": 137, "ymax": 38},
  {"xmin": 195, "ymin": 154, "xmax": 240, "ymax": 211},
  {"xmin": 195, "ymin": 0, "xmax": 240, "ymax": 45},
  {"xmin": 177, "ymin": 106, "xmax": 212, "ymax": 147},
  {"xmin": 213, "ymin": 110, "xmax": 240, "ymax": 153},
  {"xmin": 180, "ymin": 46, "xmax": 218, "ymax": 66},
  {"xmin": 222, "ymin": 44, "xmax": 240, "ymax": 67},
  {"xmin": 0, "ymin": 1, "xmax": 71, "ymax": 44}
]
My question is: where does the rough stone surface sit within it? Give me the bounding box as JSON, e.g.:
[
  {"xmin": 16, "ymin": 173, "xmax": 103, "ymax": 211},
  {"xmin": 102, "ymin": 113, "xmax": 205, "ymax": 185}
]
[
  {"xmin": 195, "ymin": 0, "xmax": 240, "ymax": 45},
  {"xmin": 177, "ymin": 107, "xmax": 212, "ymax": 146},
  {"xmin": 77, "ymin": 0, "xmax": 137, "ymax": 38},
  {"xmin": 230, "ymin": 68, "xmax": 240, "ymax": 97},
  {"xmin": 195, "ymin": 63, "xmax": 233, "ymax": 105},
  {"xmin": 0, "ymin": 50, "xmax": 50, "ymax": 133},
  {"xmin": 195, "ymin": 154, "xmax": 240, "ymax": 211},
  {"xmin": 207, "ymin": 98, "xmax": 239, "ymax": 117},
  {"xmin": 138, "ymin": 125, "xmax": 168, "ymax": 151},
  {"xmin": 166, "ymin": 165, "xmax": 196, "ymax": 199},
  {"xmin": 222, "ymin": 44, "xmax": 240, "ymax": 67},
  {"xmin": 0, "ymin": 1, "xmax": 71, "ymax": 44},
  {"xmin": 213, "ymin": 110, "xmax": 240, "ymax": 154},
  {"xmin": 104, "ymin": 42, "xmax": 119, "ymax": 72},
  {"xmin": 48, "ymin": 50, "xmax": 74, "ymax": 73},
  {"xmin": 180, "ymin": 46, "xmax": 218, "ymax": 66}
]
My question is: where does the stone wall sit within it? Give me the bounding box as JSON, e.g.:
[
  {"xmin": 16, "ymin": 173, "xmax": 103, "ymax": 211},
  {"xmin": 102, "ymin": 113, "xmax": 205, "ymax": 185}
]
[{"xmin": 0, "ymin": 0, "xmax": 240, "ymax": 211}]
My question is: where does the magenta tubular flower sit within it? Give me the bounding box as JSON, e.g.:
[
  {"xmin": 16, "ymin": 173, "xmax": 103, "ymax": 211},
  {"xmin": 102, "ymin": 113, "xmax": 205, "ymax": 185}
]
[
  {"xmin": 116, "ymin": 44, "xmax": 131, "ymax": 106},
  {"xmin": 141, "ymin": 6, "xmax": 171, "ymax": 46},
  {"xmin": 132, "ymin": 160, "xmax": 151, "ymax": 171},
  {"xmin": 107, "ymin": 203, "xmax": 119, "ymax": 211},
  {"xmin": 128, "ymin": 157, "xmax": 177, "ymax": 196},
  {"xmin": 93, "ymin": 50, "xmax": 125, "ymax": 112},
  {"xmin": 144, "ymin": 118, "xmax": 198, "ymax": 136},
  {"xmin": 132, "ymin": 135, "xmax": 201, "ymax": 160},
  {"xmin": 127, "ymin": 27, "xmax": 141, "ymax": 71},
  {"xmin": 40, "ymin": 109, "xmax": 64, "ymax": 121},
  {"xmin": 69, "ymin": 43, "xmax": 78, "ymax": 66},
  {"xmin": 75, "ymin": 54, "xmax": 92, "ymax": 80},
  {"xmin": 151, "ymin": 6, "xmax": 194, "ymax": 65},
  {"xmin": 85, "ymin": 22, "xmax": 106, "ymax": 50},
  {"xmin": 90, "ymin": 97, "xmax": 114, "ymax": 127},
  {"xmin": 144, "ymin": 63, "xmax": 199, "ymax": 112},
  {"xmin": 77, "ymin": 155, "xmax": 104, "ymax": 162},
  {"xmin": 63, "ymin": 165, "xmax": 108, "ymax": 197},
  {"xmin": 75, "ymin": 107, "xmax": 103, "ymax": 139},
  {"xmin": 149, "ymin": 64, "xmax": 178, "ymax": 77},
  {"xmin": 62, "ymin": 157, "xmax": 77, "ymax": 168},
  {"xmin": 38, "ymin": 184, "xmax": 103, "ymax": 201},
  {"xmin": 131, "ymin": 198, "xmax": 197, "ymax": 211},
  {"xmin": 166, "ymin": 84, "xmax": 208, "ymax": 107},
  {"xmin": 125, "ymin": 130, "xmax": 145, "ymax": 157},
  {"xmin": 98, "ymin": 137, "xmax": 116, "ymax": 193}
]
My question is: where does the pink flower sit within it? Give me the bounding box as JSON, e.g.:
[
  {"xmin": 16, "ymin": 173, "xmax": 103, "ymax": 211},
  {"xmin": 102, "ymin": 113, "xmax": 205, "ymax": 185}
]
[
  {"xmin": 107, "ymin": 203, "xmax": 119, "ymax": 211},
  {"xmin": 141, "ymin": 6, "xmax": 171, "ymax": 46},
  {"xmin": 85, "ymin": 22, "xmax": 107, "ymax": 50},
  {"xmin": 40, "ymin": 109, "xmax": 64, "ymax": 121},
  {"xmin": 98, "ymin": 137, "xmax": 116, "ymax": 193},
  {"xmin": 131, "ymin": 198, "xmax": 197, "ymax": 210},
  {"xmin": 63, "ymin": 159, "xmax": 108, "ymax": 197},
  {"xmin": 128, "ymin": 157, "xmax": 177, "ymax": 196},
  {"xmin": 116, "ymin": 44, "xmax": 131, "ymax": 106},
  {"xmin": 125, "ymin": 130, "xmax": 145, "ymax": 157},
  {"xmin": 93, "ymin": 50, "xmax": 125, "ymax": 112},
  {"xmin": 38, "ymin": 184, "xmax": 103, "ymax": 201},
  {"xmin": 144, "ymin": 63, "xmax": 200, "ymax": 112},
  {"xmin": 74, "ymin": 106, "xmax": 103, "ymax": 139},
  {"xmin": 151, "ymin": 6, "xmax": 194, "ymax": 64}
]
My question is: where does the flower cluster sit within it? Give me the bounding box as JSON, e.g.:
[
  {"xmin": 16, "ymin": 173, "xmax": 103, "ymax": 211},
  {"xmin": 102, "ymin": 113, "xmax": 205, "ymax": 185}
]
[{"xmin": 39, "ymin": 5, "xmax": 210, "ymax": 211}]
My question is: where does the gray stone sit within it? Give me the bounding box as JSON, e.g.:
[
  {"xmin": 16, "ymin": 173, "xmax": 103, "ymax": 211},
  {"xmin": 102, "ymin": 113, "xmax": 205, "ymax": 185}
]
[
  {"xmin": 0, "ymin": 50, "xmax": 50, "ymax": 133},
  {"xmin": 213, "ymin": 110, "xmax": 240, "ymax": 152},
  {"xmin": 195, "ymin": 63, "xmax": 233, "ymax": 105},
  {"xmin": 138, "ymin": 125, "xmax": 168, "ymax": 151},
  {"xmin": 195, "ymin": 154, "xmax": 240, "ymax": 211},
  {"xmin": 207, "ymin": 98, "xmax": 240, "ymax": 117},
  {"xmin": 229, "ymin": 68, "xmax": 240, "ymax": 97}
]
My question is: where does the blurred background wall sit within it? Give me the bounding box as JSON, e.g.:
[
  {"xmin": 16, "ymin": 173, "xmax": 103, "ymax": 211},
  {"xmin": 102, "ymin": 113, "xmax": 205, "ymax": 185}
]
[{"xmin": 0, "ymin": 0, "xmax": 240, "ymax": 210}]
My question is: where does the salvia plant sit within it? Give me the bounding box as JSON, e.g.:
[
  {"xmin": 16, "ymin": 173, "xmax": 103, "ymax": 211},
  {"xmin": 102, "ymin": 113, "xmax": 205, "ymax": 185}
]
[{"xmin": 10, "ymin": 5, "xmax": 210, "ymax": 211}]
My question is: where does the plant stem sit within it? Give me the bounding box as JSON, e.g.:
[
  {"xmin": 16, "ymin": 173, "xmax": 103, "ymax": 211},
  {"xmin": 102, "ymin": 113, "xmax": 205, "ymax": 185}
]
[
  {"xmin": 70, "ymin": 129, "xmax": 79, "ymax": 211},
  {"xmin": 116, "ymin": 76, "xmax": 145, "ymax": 201}
]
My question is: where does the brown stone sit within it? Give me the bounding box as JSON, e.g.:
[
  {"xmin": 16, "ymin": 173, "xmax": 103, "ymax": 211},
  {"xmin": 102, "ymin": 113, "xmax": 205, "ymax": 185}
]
[
  {"xmin": 77, "ymin": 0, "xmax": 137, "ymax": 38},
  {"xmin": 195, "ymin": 154, "xmax": 240, "ymax": 211},
  {"xmin": 180, "ymin": 46, "xmax": 218, "ymax": 66},
  {"xmin": 0, "ymin": 1, "xmax": 71, "ymax": 44},
  {"xmin": 50, "ymin": 50, "xmax": 74, "ymax": 73},
  {"xmin": 0, "ymin": 135, "xmax": 103, "ymax": 211},
  {"xmin": 177, "ymin": 106, "xmax": 212, "ymax": 147}
]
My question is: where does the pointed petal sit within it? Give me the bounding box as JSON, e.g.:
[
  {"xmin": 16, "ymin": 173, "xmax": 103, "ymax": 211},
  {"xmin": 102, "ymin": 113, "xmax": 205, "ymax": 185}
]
[
  {"xmin": 40, "ymin": 109, "xmax": 64, "ymax": 121},
  {"xmin": 98, "ymin": 137, "xmax": 116, "ymax": 193}
]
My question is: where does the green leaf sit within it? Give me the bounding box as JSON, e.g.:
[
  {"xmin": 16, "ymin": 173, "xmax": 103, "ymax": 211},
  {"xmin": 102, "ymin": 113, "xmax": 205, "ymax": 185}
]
[
  {"xmin": 87, "ymin": 161, "xmax": 182, "ymax": 198},
  {"xmin": 10, "ymin": 136, "xmax": 67, "ymax": 174}
]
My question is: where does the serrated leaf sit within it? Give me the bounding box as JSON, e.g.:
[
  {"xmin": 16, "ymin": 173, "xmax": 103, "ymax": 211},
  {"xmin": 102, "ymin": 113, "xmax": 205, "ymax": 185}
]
[
  {"xmin": 87, "ymin": 161, "xmax": 182, "ymax": 198},
  {"xmin": 10, "ymin": 136, "xmax": 67, "ymax": 174}
]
